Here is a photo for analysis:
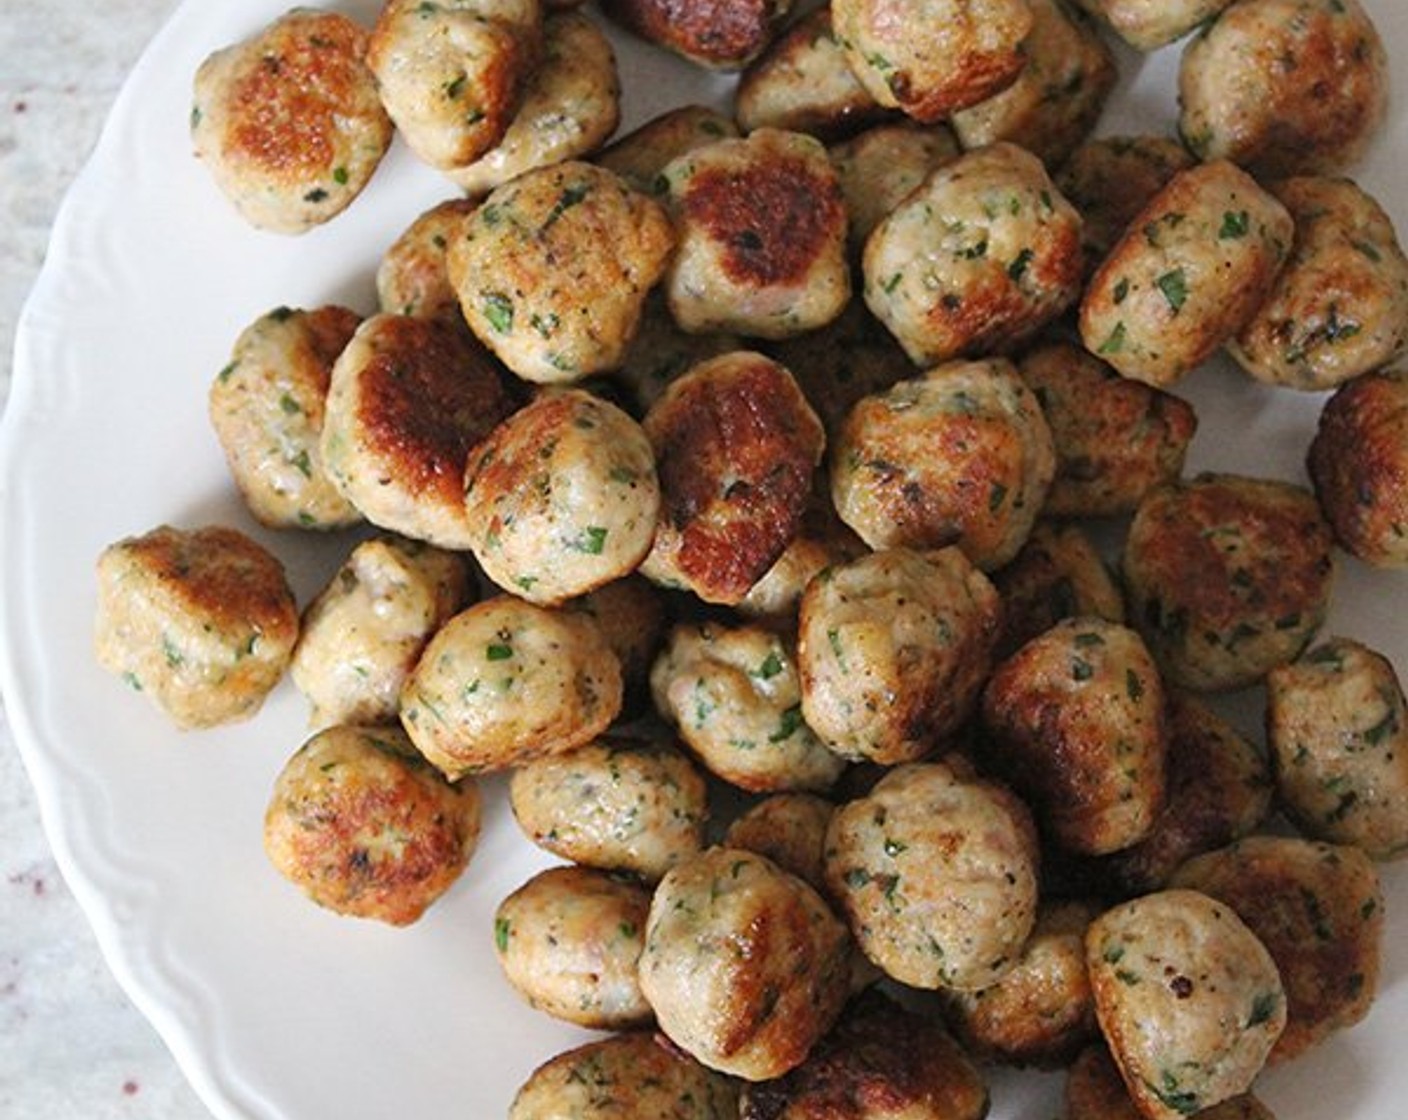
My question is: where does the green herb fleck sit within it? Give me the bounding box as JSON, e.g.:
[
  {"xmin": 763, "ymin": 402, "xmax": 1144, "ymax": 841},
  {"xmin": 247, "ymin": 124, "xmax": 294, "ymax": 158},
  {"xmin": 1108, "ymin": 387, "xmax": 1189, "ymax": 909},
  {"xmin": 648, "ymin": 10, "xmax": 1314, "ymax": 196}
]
[
  {"xmin": 1219, "ymin": 210, "xmax": 1249, "ymax": 239},
  {"xmin": 1156, "ymin": 268, "xmax": 1188, "ymax": 312},
  {"xmin": 1098, "ymin": 321, "xmax": 1127, "ymax": 355},
  {"xmin": 486, "ymin": 642, "xmax": 513, "ymax": 662},
  {"xmin": 482, "ymin": 292, "xmax": 514, "ymax": 333},
  {"xmin": 768, "ymin": 704, "xmax": 804, "ymax": 743},
  {"xmin": 494, "ymin": 916, "xmax": 511, "ymax": 952}
]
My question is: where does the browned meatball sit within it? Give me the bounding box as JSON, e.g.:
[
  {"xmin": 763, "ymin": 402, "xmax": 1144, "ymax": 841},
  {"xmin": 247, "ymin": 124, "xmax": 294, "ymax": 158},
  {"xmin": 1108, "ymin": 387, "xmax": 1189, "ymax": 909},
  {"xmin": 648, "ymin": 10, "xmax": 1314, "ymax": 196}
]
[
  {"xmin": 1069, "ymin": 0, "xmax": 1237, "ymax": 50},
  {"xmin": 599, "ymin": 0, "xmax": 794, "ymax": 69},
  {"xmin": 376, "ymin": 198, "xmax": 479, "ymax": 322},
  {"xmin": 725, "ymin": 793, "xmax": 835, "ymax": 892},
  {"xmin": 594, "ymin": 104, "xmax": 740, "ymax": 194},
  {"xmin": 1065, "ymin": 1044, "xmax": 1276, "ymax": 1120},
  {"xmin": 563, "ymin": 575, "xmax": 667, "ymax": 711}
]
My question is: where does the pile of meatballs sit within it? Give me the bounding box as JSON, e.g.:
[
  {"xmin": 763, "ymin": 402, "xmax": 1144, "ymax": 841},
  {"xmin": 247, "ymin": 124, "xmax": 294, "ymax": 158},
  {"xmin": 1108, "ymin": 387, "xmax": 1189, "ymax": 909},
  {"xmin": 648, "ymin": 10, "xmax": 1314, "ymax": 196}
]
[{"xmin": 91, "ymin": 0, "xmax": 1407, "ymax": 1117}]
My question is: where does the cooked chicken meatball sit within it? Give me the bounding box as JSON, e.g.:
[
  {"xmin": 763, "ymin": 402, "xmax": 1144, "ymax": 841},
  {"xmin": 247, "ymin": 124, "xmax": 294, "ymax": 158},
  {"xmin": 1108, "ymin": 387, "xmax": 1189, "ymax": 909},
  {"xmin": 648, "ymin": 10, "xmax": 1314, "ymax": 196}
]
[
  {"xmin": 1173, "ymin": 835, "xmax": 1384, "ymax": 1062},
  {"xmin": 594, "ymin": 104, "xmax": 740, "ymax": 194},
  {"xmin": 740, "ymin": 989, "xmax": 989, "ymax": 1120},
  {"xmin": 1306, "ymin": 367, "xmax": 1408, "ymax": 568},
  {"xmin": 1065, "ymin": 1044, "xmax": 1275, "ymax": 1120},
  {"xmin": 824, "ymin": 759, "xmax": 1040, "ymax": 990},
  {"xmin": 398, "ymin": 594, "xmax": 622, "ymax": 778},
  {"xmin": 509, "ymin": 735, "xmax": 708, "ymax": 881},
  {"xmin": 1265, "ymin": 636, "xmax": 1408, "ymax": 860},
  {"xmin": 610, "ymin": 292, "xmax": 744, "ymax": 414},
  {"xmin": 599, "ymin": 0, "xmax": 793, "ymax": 69},
  {"xmin": 651, "ymin": 622, "xmax": 846, "ymax": 793},
  {"xmin": 831, "ymin": 358, "xmax": 1055, "ymax": 571},
  {"xmin": 444, "ymin": 11, "xmax": 621, "ymax": 196},
  {"xmin": 982, "ymin": 617, "xmax": 1167, "ymax": 857},
  {"xmin": 725, "ymin": 793, "xmax": 835, "ymax": 892},
  {"xmin": 562, "ymin": 575, "xmax": 667, "ymax": 710},
  {"xmin": 319, "ymin": 313, "xmax": 516, "ymax": 549},
  {"xmin": 827, "ymin": 122, "xmax": 961, "ymax": 258},
  {"xmin": 735, "ymin": 491, "xmax": 867, "ymax": 624},
  {"xmin": 190, "ymin": 8, "xmax": 392, "ymax": 233},
  {"xmin": 832, "ymin": 0, "xmax": 1032, "ymax": 122},
  {"xmin": 94, "ymin": 524, "xmax": 298, "ymax": 730},
  {"xmin": 208, "ymin": 304, "xmax": 363, "ymax": 530},
  {"xmin": 640, "ymin": 847, "xmax": 851, "ymax": 1081},
  {"xmin": 1179, "ymin": 0, "xmax": 1389, "ymax": 179},
  {"xmin": 1122, "ymin": 473, "xmax": 1336, "ymax": 691},
  {"xmin": 1231, "ymin": 177, "xmax": 1408, "ymax": 390},
  {"xmin": 448, "ymin": 161, "xmax": 674, "ymax": 384},
  {"xmin": 641, "ymin": 351, "xmax": 826, "ymax": 604},
  {"xmin": 262, "ymin": 724, "xmax": 481, "ymax": 925},
  {"xmin": 376, "ymin": 198, "xmax": 479, "ymax": 321},
  {"xmin": 1086, "ymin": 889, "xmax": 1286, "ymax": 1120},
  {"xmin": 863, "ymin": 143, "xmax": 1084, "ymax": 366},
  {"xmin": 1017, "ymin": 340, "xmax": 1197, "ymax": 518},
  {"xmin": 799, "ymin": 547, "xmax": 1001, "ymax": 764},
  {"xmin": 1070, "ymin": 0, "xmax": 1236, "ymax": 50},
  {"xmin": 508, "ymin": 1031, "xmax": 741, "ymax": 1120},
  {"xmin": 661, "ymin": 128, "xmax": 850, "ymax": 339},
  {"xmin": 493, "ymin": 865, "xmax": 652, "ymax": 1029},
  {"xmin": 1079, "ymin": 160, "xmax": 1293, "ymax": 387}
]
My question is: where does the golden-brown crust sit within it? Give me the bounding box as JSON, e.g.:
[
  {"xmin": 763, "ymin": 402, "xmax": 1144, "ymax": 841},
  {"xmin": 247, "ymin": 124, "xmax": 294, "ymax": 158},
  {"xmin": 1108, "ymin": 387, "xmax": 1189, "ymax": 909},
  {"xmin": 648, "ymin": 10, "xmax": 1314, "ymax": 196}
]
[
  {"xmin": 594, "ymin": 104, "xmax": 740, "ymax": 193},
  {"xmin": 377, "ymin": 198, "xmax": 480, "ymax": 321},
  {"xmin": 600, "ymin": 0, "xmax": 791, "ymax": 69}
]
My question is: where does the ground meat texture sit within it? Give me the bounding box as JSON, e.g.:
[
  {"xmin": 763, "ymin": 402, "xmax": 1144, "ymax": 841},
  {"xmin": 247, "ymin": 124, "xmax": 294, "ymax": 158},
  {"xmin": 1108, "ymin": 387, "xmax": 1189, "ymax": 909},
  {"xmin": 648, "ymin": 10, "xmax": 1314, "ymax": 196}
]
[
  {"xmin": 1085, "ymin": 889, "xmax": 1286, "ymax": 1120},
  {"xmin": 798, "ymin": 548, "xmax": 1001, "ymax": 765},
  {"xmin": 1079, "ymin": 160, "xmax": 1293, "ymax": 388},
  {"xmin": 824, "ymin": 759, "xmax": 1040, "ymax": 990},
  {"xmin": 448, "ymin": 161, "xmax": 674, "ymax": 384},
  {"xmin": 1230, "ymin": 177, "xmax": 1408, "ymax": 390},
  {"xmin": 508, "ymin": 1031, "xmax": 741, "ymax": 1119},
  {"xmin": 190, "ymin": 9, "xmax": 392, "ymax": 233},
  {"xmin": 1265, "ymin": 636, "xmax": 1408, "ymax": 859},
  {"xmin": 208, "ymin": 304, "xmax": 363, "ymax": 530},
  {"xmin": 366, "ymin": 0, "xmax": 540, "ymax": 171},
  {"xmin": 1065, "ymin": 1044, "xmax": 1275, "ymax": 1120},
  {"xmin": 832, "ymin": 0, "xmax": 1032, "ymax": 122},
  {"xmin": 1122, "ymin": 473, "xmax": 1336, "ymax": 692},
  {"xmin": 981, "ymin": 617, "xmax": 1167, "ymax": 857},
  {"xmin": 376, "ymin": 198, "xmax": 479, "ymax": 322},
  {"xmin": 509, "ymin": 735, "xmax": 708, "ymax": 881},
  {"xmin": 1172, "ymin": 835, "xmax": 1385, "ymax": 1063},
  {"xmin": 319, "ymin": 313, "xmax": 516, "ymax": 549},
  {"xmin": 290, "ymin": 536, "xmax": 470, "ymax": 728},
  {"xmin": 830, "ymin": 358, "xmax": 1055, "ymax": 571},
  {"xmin": 493, "ymin": 865, "xmax": 652, "ymax": 1029},
  {"xmin": 398, "ymin": 594, "xmax": 621, "ymax": 778},
  {"xmin": 651, "ymin": 622, "xmax": 846, "ymax": 794},
  {"xmin": 950, "ymin": 0, "xmax": 1117, "ymax": 169},
  {"xmin": 740, "ymin": 988, "xmax": 989, "ymax": 1120},
  {"xmin": 661, "ymin": 128, "xmax": 850, "ymax": 340},
  {"xmin": 94, "ymin": 524, "xmax": 299, "ymax": 730},
  {"xmin": 595, "ymin": 105, "xmax": 740, "ymax": 194},
  {"xmin": 1178, "ymin": 0, "xmax": 1389, "ymax": 179},
  {"xmin": 610, "ymin": 291, "xmax": 744, "ymax": 415},
  {"xmin": 262, "ymin": 725, "xmax": 481, "ymax": 926},
  {"xmin": 639, "ymin": 847, "xmax": 852, "ymax": 1081},
  {"xmin": 725, "ymin": 793, "xmax": 835, "ymax": 892},
  {"xmin": 562, "ymin": 575, "xmax": 667, "ymax": 713},
  {"xmin": 599, "ymin": 0, "xmax": 794, "ymax": 69},
  {"xmin": 1069, "ymin": 0, "xmax": 1236, "ymax": 49},
  {"xmin": 1306, "ymin": 366, "xmax": 1408, "ymax": 567},
  {"xmin": 863, "ymin": 143, "xmax": 1084, "ymax": 366},
  {"xmin": 641, "ymin": 351, "xmax": 826, "ymax": 604}
]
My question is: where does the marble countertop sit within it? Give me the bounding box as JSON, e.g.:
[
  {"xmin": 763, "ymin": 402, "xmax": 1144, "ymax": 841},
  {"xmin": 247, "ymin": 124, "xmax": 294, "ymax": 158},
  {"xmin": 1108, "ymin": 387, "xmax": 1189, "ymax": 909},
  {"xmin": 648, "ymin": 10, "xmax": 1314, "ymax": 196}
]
[{"xmin": 1, "ymin": 0, "xmax": 210, "ymax": 1114}]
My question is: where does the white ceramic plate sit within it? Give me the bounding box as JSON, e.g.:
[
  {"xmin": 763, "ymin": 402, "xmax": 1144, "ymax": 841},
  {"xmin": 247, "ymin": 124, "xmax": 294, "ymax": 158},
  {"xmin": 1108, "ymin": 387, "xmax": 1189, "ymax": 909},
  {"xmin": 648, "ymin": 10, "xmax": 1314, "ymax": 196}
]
[{"xmin": 3, "ymin": 1, "xmax": 1406, "ymax": 1116}]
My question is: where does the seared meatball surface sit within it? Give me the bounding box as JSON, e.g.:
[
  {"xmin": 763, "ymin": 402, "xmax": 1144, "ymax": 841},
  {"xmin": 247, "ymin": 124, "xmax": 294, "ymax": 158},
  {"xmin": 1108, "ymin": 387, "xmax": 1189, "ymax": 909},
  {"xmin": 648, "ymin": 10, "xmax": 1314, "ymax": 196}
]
[
  {"xmin": 595, "ymin": 104, "xmax": 740, "ymax": 194},
  {"xmin": 827, "ymin": 122, "xmax": 961, "ymax": 258},
  {"xmin": 725, "ymin": 793, "xmax": 835, "ymax": 892},
  {"xmin": 600, "ymin": 0, "xmax": 793, "ymax": 69},
  {"xmin": 1065, "ymin": 1044, "xmax": 1275, "ymax": 1120},
  {"xmin": 376, "ymin": 198, "xmax": 480, "ymax": 322}
]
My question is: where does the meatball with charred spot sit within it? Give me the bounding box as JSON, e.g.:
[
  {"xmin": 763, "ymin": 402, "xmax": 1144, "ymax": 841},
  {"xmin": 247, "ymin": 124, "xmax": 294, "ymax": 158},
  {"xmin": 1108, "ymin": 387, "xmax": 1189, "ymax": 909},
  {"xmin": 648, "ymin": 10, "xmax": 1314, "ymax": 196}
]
[
  {"xmin": 1070, "ymin": 0, "xmax": 1236, "ymax": 50},
  {"xmin": 376, "ymin": 198, "xmax": 480, "ymax": 322},
  {"xmin": 594, "ymin": 104, "xmax": 740, "ymax": 195},
  {"xmin": 1065, "ymin": 1044, "xmax": 1276, "ymax": 1120},
  {"xmin": 599, "ymin": 0, "xmax": 793, "ymax": 69}
]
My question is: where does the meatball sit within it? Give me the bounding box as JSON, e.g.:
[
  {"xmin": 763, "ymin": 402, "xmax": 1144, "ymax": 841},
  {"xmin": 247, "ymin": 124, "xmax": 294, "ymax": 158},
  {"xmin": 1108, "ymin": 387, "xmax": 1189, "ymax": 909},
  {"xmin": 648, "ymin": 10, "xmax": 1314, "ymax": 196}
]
[
  {"xmin": 725, "ymin": 793, "xmax": 835, "ymax": 892},
  {"xmin": 981, "ymin": 617, "xmax": 1167, "ymax": 857},
  {"xmin": 611, "ymin": 291, "xmax": 744, "ymax": 415},
  {"xmin": 94, "ymin": 524, "xmax": 298, "ymax": 730},
  {"xmin": 1079, "ymin": 160, "xmax": 1293, "ymax": 388},
  {"xmin": 739, "ymin": 989, "xmax": 989, "ymax": 1120},
  {"xmin": 208, "ymin": 304, "xmax": 363, "ymax": 530},
  {"xmin": 1065, "ymin": 1044, "xmax": 1275, "ymax": 1120},
  {"xmin": 863, "ymin": 143, "xmax": 1084, "ymax": 366},
  {"xmin": 651, "ymin": 622, "xmax": 846, "ymax": 794},
  {"xmin": 639, "ymin": 847, "xmax": 852, "ymax": 1081},
  {"xmin": 1172, "ymin": 836, "xmax": 1385, "ymax": 1062},
  {"xmin": 1069, "ymin": 0, "xmax": 1236, "ymax": 50},
  {"xmin": 599, "ymin": 0, "xmax": 793, "ymax": 69},
  {"xmin": 508, "ymin": 735, "xmax": 708, "ymax": 881},
  {"xmin": 1230, "ymin": 177, "xmax": 1408, "ymax": 390},
  {"xmin": 376, "ymin": 198, "xmax": 479, "ymax": 322},
  {"xmin": 1122, "ymin": 473, "xmax": 1336, "ymax": 691},
  {"xmin": 291, "ymin": 536, "xmax": 469, "ymax": 728},
  {"xmin": 493, "ymin": 865, "xmax": 652, "ymax": 1029},
  {"xmin": 508, "ymin": 1032, "xmax": 741, "ymax": 1119},
  {"xmin": 448, "ymin": 162, "xmax": 675, "ymax": 383},
  {"xmin": 798, "ymin": 547, "xmax": 1001, "ymax": 765},
  {"xmin": 1265, "ymin": 636, "xmax": 1408, "ymax": 859},
  {"xmin": 366, "ymin": 0, "xmax": 540, "ymax": 171},
  {"xmin": 319, "ymin": 313, "xmax": 516, "ymax": 549},
  {"xmin": 595, "ymin": 104, "xmax": 740, "ymax": 194},
  {"xmin": 398, "ymin": 594, "xmax": 622, "ymax": 778},
  {"xmin": 1085, "ymin": 890, "xmax": 1286, "ymax": 1120},
  {"xmin": 262, "ymin": 724, "xmax": 481, "ymax": 925},
  {"xmin": 562, "ymin": 575, "xmax": 667, "ymax": 710},
  {"xmin": 949, "ymin": 0, "xmax": 1117, "ymax": 169},
  {"xmin": 463, "ymin": 389, "xmax": 660, "ymax": 604},
  {"xmin": 832, "ymin": 0, "xmax": 1033, "ymax": 122},
  {"xmin": 824, "ymin": 759, "xmax": 1040, "ymax": 991},
  {"xmin": 661, "ymin": 128, "xmax": 850, "ymax": 339},
  {"xmin": 1178, "ymin": 0, "xmax": 1389, "ymax": 179},
  {"xmin": 190, "ymin": 9, "xmax": 392, "ymax": 233},
  {"xmin": 641, "ymin": 351, "xmax": 826, "ymax": 604},
  {"xmin": 1306, "ymin": 367, "xmax": 1408, "ymax": 568},
  {"xmin": 1017, "ymin": 340, "xmax": 1197, "ymax": 519},
  {"xmin": 831, "ymin": 358, "xmax": 1055, "ymax": 570}
]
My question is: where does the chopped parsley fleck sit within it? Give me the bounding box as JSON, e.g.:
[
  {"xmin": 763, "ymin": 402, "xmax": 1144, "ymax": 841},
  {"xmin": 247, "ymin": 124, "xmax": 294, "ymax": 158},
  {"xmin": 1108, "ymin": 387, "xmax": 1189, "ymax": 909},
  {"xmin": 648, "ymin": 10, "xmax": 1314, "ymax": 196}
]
[
  {"xmin": 1156, "ymin": 268, "xmax": 1188, "ymax": 312},
  {"xmin": 482, "ymin": 292, "xmax": 514, "ymax": 333},
  {"xmin": 486, "ymin": 642, "xmax": 513, "ymax": 662},
  {"xmin": 1219, "ymin": 210, "xmax": 1249, "ymax": 239}
]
